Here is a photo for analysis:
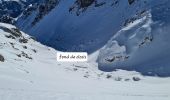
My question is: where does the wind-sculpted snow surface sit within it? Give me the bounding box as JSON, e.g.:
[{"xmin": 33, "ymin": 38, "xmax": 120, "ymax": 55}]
[{"xmin": 98, "ymin": 0, "xmax": 170, "ymax": 77}]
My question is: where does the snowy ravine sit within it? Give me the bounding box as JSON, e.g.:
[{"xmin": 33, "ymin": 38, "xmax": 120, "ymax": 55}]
[
  {"xmin": 0, "ymin": 23, "xmax": 170, "ymax": 100},
  {"xmin": 16, "ymin": 0, "xmax": 170, "ymax": 76}
]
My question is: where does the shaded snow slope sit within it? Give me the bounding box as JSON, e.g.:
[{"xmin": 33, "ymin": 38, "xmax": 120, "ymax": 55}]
[
  {"xmin": 17, "ymin": 0, "xmax": 143, "ymax": 53},
  {"xmin": 16, "ymin": 0, "xmax": 169, "ymax": 53}
]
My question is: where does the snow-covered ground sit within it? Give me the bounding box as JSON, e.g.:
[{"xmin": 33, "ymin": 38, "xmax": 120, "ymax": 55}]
[{"xmin": 0, "ymin": 23, "xmax": 170, "ymax": 100}]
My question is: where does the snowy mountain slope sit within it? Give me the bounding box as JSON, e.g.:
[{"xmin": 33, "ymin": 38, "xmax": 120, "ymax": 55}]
[
  {"xmin": 0, "ymin": 22, "xmax": 152, "ymax": 82},
  {"xmin": 0, "ymin": 22, "xmax": 101, "ymax": 80},
  {"xmin": 16, "ymin": 0, "xmax": 168, "ymax": 53},
  {"xmin": 0, "ymin": 23, "xmax": 170, "ymax": 100},
  {"xmin": 17, "ymin": 0, "xmax": 136, "ymax": 53},
  {"xmin": 98, "ymin": 0, "xmax": 170, "ymax": 77},
  {"xmin": 16, "ymin": 0, "xmax": 170, "ymax": 77}
]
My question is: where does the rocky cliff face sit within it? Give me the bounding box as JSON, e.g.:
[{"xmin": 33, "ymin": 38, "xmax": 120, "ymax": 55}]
[
  {"xmin": 0, "ymin": 0, "xmax": 22, "ymax": 18},
  {"xmin": 0, "ymin": 0, "xmax": 42, "ymax": 23}
]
